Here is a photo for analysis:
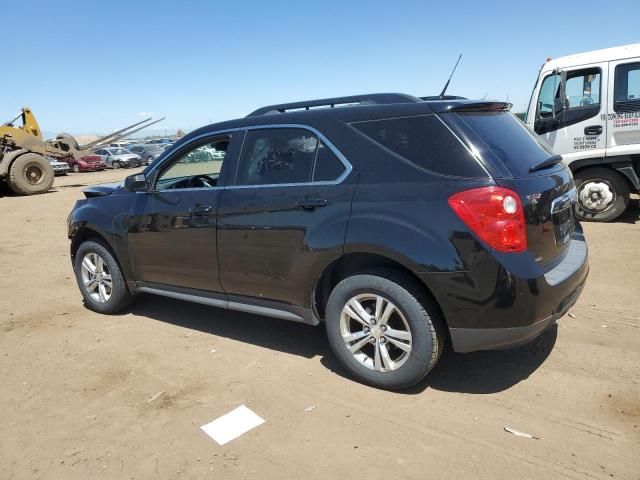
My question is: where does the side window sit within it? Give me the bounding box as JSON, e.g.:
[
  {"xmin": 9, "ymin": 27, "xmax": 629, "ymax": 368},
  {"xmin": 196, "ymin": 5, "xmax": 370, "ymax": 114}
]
[
  {"xmin": 155, "ymin": 136, "xmax": 229, "ymax": 191},
  {"xmin": 565, "ymin": 68, "xmax": 601, "ymax": 109},
  {"xmin": 312, "ymin": 141, "xmax": 346, "ymax": 181},
  {"xmin": 537, "ymin": 73, "xmax": 562, "ymax": 118},
  {"xmin": 614, "ymin": 62, "xmax": 640, "ymax": 113},
  {"xmin": 236, "ymin": 128, "xmax": 317, "ymax": 186},
  {"xmin": 352, "ymin": 115, "xmax": 486, "ymax": 177}
]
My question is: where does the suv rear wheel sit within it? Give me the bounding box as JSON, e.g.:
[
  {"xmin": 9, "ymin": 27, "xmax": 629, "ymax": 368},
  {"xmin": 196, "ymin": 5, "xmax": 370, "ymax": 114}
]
[
  {"xmin": 574, "ymin": 168, "xmax": 629, "ymax": 222},
  {"xmin": 325, "ymin": 270, "xmax": 443, "ymax": 390},
  {"xmin": 73, "ymin": 240, "xmax": 133, "ymax": 313}
]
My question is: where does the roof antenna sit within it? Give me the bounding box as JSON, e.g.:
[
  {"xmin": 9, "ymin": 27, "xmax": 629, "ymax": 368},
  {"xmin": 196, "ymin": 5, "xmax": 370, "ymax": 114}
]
[{"xmin": 439, "ymin": 54, "xmax": 462, "ymax": 99}]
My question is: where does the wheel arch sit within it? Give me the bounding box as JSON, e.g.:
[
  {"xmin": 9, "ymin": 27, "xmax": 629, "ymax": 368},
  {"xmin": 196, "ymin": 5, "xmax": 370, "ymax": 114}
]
[
  {"xmin": 312, "ymin": 251, "xmax": 448, "ymax": 331},
  {"xmin": 0, "ymin": 149, "xmax": 32, "ymax": 177},
  {"xmin": 70, "ymin": 224, "xmax": 136, "ymax": 293},
  {"xmin": 70, "ymin": 224, "xmax": 116, "ymax": 262},
  {"xmin": 569, "ymin": 157, "xmax": 640, "ymax": 193}
]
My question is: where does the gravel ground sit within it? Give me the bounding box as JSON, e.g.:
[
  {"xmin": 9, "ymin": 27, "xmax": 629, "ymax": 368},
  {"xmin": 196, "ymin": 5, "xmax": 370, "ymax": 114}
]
[{"xmin": 1, "ymin": 169, "xmax": 639, "ymax": 479}]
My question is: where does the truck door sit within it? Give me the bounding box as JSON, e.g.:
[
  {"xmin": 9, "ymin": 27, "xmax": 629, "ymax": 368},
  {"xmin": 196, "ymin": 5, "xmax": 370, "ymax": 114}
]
[
  {"xmin": 533, "ymin": 62, "xmax": 608, "ymax": 163},
  {"xmin": 605, "ymin": 60, "xmax": 640, "ymax": 157}
]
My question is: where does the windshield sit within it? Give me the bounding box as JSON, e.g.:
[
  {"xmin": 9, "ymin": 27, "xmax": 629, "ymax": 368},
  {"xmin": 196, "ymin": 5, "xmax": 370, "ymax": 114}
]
[{"xmin": 458, "ymin": 112, "xmax": 555, "ymax": 177}]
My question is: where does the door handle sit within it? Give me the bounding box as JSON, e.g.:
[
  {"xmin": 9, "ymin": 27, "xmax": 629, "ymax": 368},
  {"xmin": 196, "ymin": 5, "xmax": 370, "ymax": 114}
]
[
  {"xmin": 584, "ymin": 125, "xmax": 603, "ymax": 136},
  {"xmin": 295, "ymin": 198, "xmax": 328, "ymax": 210},
  {"xmin": 188, "ymin": 204, "xmax": 213, "ymax": 215}
]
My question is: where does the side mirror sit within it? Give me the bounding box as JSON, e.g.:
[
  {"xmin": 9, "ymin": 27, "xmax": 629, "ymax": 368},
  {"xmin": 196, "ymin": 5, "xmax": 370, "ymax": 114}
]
[{"xmin": 124, "ymin": 173, "xmax": 148, "ymax": 192}]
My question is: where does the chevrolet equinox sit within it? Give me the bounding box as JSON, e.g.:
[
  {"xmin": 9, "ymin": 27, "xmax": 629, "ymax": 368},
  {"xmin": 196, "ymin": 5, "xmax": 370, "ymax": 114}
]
[{"xmin": 68, "ymin": 94, "xmax": 589, "ymax": 390}]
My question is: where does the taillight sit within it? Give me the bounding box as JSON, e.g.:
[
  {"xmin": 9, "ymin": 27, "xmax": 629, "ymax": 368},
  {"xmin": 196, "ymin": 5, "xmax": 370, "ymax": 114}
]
[{"xmin": 448, "ymin": 186, "xmax": 527, "ymax": 253}]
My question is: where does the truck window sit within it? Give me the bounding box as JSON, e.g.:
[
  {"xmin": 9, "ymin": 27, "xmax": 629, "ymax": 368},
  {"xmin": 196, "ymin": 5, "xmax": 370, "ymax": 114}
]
[
  {"xmin": 537, "ymin": 73, "xmax": 562, "ymax": 118},
  {"xmin": 565, "ymin": 69, "xmax": 601, "ymax": 109},
  {"xmin": 614, "ymin": 62, "xmax": 640, "ymax": 113}
]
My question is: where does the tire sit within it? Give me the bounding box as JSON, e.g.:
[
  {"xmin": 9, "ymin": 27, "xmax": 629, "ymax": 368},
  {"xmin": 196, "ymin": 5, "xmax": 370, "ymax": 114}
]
[
  {"xmin": 325, "ymin": 269, "xmax": 443, "ymax": 390},
  {"xmin": 112, "ymin": 161, "xmax": 121, "ymax": 169},
  {"xmin": 147, "ymin": 156, "xmax": 154, "ymax": 164},
  {"xmin": 72, "ymin": 163, "xmax": 80, "ymax": 173},
  {"xmin": 574, "ymin": 168, "xmax": 629, "ymax": 222},
  {"xmin": 7, "ymin": 153, "xmax": 55, "ymax": 195},
  {"xmin": 73, "ymin": 240, "xmax": 133, "ymax": 314}
]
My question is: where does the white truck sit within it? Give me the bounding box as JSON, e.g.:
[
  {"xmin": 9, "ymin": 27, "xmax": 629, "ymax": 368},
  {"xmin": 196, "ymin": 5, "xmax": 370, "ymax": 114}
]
[{"xmin": 525, "ymin": 43, "xmax": 640, "ymax": 221}]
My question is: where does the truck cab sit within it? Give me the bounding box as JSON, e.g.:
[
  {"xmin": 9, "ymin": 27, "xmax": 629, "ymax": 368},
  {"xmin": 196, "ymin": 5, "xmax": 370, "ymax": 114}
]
[{"xmin": 525, "ymin": 44, "xmax": 640, "ymax": 221}]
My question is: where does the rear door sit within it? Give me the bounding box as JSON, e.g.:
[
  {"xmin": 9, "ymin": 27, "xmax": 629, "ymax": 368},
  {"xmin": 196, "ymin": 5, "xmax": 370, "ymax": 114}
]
[
  {"xmin": 605, "ymin": 59, "xmax": 640, "ymax": 156},
  {"xmin": 534, "ymin": 63, "xmax": 608, "ymax": 162},
  {"xmin": 217, "ymin": 125, "xmax": 355, "ymax": 309}
]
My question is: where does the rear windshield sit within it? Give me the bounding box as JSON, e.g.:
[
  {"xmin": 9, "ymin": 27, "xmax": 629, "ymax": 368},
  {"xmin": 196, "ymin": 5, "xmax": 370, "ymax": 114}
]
[
  {"xmin": 351, "ymin": 115, "xmax": 487, "ymax": 177},
  {"xmin": 458, "ymin": 112, "xmax": 555, "ymax": 176}
]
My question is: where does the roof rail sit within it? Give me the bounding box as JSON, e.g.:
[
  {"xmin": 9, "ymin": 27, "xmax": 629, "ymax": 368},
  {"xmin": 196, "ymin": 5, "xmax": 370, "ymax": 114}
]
[{"xmin": 247, "ymin": 93, "xmax": 422, "ymax": 117}]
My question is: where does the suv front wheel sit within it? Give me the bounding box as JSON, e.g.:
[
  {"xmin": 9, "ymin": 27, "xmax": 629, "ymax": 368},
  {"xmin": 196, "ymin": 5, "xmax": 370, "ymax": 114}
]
[
  {"xmin": 325, "ymin": 270, "xmax": 443, "ymax": 390},
  {"xmin": 73, "ymin": 240, "xmax": 133, "ymax": 313}
]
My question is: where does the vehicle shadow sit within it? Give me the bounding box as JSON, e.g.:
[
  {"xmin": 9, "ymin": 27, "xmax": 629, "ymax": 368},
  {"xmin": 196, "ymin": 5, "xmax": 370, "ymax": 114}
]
[
  {"xmin": 614, "ymin": 198, "xmax": 640, "ymax": 224},
  {"xmin": 128, "ymin": 294, "xmax": 327, "ymax": 359},
  {"xmin": 127, "ymin": 294, "xmax": 557, "ymax": 394}
]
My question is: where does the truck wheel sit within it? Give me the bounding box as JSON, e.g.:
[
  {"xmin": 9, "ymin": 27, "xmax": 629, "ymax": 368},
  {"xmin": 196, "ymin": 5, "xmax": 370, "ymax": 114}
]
[
  {"xmin": 574, "ymin": 168, "xmax": 629, "ymax": 222},
  {"xmin": 325, "ymin": 269, "xmax": 444, "ymax": 390},
  {"xmin": 7, "ymin": 153, "xmax": 55, "ymax": 195}
]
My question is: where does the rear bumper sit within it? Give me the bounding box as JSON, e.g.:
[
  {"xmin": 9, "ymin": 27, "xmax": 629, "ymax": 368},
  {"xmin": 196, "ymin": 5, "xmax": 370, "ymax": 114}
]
[
  {"xmin": 448, "ymin": 276, "xmax": 585, "ymax": 352},
  {"xmin": 420, "ymin": 229, "xmax": 589, "ymax": 353}
]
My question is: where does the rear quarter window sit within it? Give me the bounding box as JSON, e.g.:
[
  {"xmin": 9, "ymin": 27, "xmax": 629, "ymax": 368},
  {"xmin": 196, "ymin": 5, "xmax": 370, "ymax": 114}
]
[
  {"xmin": 458, "ymin": 112, "xmax": 554, "ymax": 177},
  {"xmin": 351, "ymin": 115, "xmax": 486, "ymax": 177}
]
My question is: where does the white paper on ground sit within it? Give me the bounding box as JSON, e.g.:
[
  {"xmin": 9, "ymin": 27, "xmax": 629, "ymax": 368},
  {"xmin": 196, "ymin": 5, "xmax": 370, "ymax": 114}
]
[{"xmin": 200, "ymin": 405, "xmax": 265, "ymax": 445}]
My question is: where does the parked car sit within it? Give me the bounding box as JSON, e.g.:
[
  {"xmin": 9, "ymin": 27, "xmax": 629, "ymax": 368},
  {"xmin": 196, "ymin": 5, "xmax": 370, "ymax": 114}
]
[
  {"xmin": 93, "ymin": 148, "xmax": 141, "ymax": 169},
  {"xmin": 129, "ymin": 144, "xmax": 166, "ymax": 165},
  {"xmin": 48, "ymin": 157, "xmax": 69, "ymax": 175},
  {"xmin": 68, "ymin": 93, "xmax": 589, "ymax": 390},
  {"xmin": 67, "ymin": 155, "xmax": 107, "ymax": 173},
  {"xmin": 145, "ymin": 138, "xmax": 173, "ymax": 145}
]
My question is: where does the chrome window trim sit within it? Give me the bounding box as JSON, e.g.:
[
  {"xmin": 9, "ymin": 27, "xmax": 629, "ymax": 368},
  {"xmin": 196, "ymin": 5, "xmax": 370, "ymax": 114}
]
[{"xmin": 146, "ymin": 123, "xmax": 353, "ymax": 192}]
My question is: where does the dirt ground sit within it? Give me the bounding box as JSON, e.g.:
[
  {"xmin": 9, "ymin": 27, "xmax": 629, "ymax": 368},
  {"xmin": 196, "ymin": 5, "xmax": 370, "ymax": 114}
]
[{"xmin": 1, "ymin": 168, "xmax": 639, "ymax": 480}]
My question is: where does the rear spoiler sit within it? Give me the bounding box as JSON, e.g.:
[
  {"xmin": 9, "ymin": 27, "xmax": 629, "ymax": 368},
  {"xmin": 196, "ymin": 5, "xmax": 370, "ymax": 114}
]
[{"xmin": 449, "ymin": 102, "xmax": 512, "ymax": 112}]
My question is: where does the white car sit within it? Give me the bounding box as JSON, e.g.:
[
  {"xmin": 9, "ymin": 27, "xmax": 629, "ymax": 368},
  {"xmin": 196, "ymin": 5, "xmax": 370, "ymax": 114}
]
[
  {"xmin": 93, "ymin": 148, "xmax": 142, "ymax": 169},
  {"xmin": 48, "ymin": 157, "xmax": 69, "ymax": 176}
]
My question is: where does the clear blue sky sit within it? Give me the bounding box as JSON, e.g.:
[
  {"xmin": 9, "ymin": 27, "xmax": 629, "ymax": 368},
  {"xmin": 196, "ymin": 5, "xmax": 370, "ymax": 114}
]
[{"xmin": 2, "ymin": 0, "xmax": 639, "ymax": 136}]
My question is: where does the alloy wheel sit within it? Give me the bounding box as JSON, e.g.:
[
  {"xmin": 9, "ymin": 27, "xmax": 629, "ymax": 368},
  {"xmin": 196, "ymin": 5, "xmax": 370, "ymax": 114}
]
[
  {"xmin": 80, "ymin": 252, "xmax": 112, "ymax": 303},
  {"xmin": 340, "ymin": 293, "xmax": 412, "ymax": 372}
]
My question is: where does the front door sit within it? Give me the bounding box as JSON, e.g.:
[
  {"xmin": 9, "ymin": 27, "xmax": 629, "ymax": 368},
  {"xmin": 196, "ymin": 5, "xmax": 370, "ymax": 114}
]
[
  {"xmin": 217, "ymin": 126, "xmax": 355, "ymax": 308},
  {"xmin": 127, "ymin": 134, "xmax": 239, "ymax": 292},
  {"xmin": 605, "ymin": 59, "xmax": 640, "ymax": 157},
  {"xmin": 534, "ymin": 62, "xmax": 608, "ymax": 162}
]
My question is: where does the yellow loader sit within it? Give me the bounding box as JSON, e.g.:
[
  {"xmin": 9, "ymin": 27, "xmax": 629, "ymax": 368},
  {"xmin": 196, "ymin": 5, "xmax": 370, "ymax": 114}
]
[{"xmin": 0, "ymin": 108, "xmax": 163, "ymax": 195}]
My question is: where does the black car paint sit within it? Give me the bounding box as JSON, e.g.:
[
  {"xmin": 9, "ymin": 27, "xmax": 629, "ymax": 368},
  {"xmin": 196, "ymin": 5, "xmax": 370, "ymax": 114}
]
[{"xmin": 68, "ymin": 97, "xmax": 588, "ymax": 352}]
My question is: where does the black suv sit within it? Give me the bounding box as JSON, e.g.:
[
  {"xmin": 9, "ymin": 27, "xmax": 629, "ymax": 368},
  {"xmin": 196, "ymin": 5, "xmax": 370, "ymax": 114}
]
[{"xmin": 68, "ymin": 93, "xmax": 588, "ymax": 390}]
